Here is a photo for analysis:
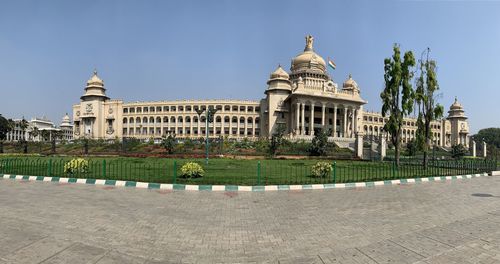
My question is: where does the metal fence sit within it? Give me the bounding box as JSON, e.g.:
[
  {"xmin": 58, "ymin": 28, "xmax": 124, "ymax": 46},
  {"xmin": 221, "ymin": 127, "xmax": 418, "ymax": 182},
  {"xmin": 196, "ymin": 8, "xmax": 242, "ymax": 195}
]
[{"xmin": 0, "ymin": 157, "xmax": 496, "ymax": 186}]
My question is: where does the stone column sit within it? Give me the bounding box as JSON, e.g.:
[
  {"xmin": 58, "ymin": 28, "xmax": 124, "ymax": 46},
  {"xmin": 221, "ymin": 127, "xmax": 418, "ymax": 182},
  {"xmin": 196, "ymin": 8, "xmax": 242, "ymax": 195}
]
[
  {"xmin": 221, "ymin": 116, "xmax": 225, "ymax": 136},
  {"xmin": 483, "ymin": 141, "xmax": 487, "ymax": 158},
  {"xmin": 252, "ymin": 119, "xmax": 256, "ymax": 137},
  {"xmin": 333, "ymin": 105, "xmax": 337, "ymax": 137},
  {"xmin": 301, "ymin": 103, "xmax": 305, "ymax": 136},
  {"xmin": 229, "ymin": 117, "xmax": 232, "ymax": 138},
  {"xmin": 472, "ymin": 140, "xmax": 476, "ymax": 157},
  {"xmin": 295, "ymin": 102, "xmax": 300, "ymax": 134},
  {"xmin": 310, "ymin": 103, "xmax": 315, "ymax": 136},
  {"xmin": 379, "ymin": 133, "xmax": 386, "ymax": 161},
  {"xmin": 244, "ymin": 117, "xmax": 248, "ymax": 137},
  {"xmin": 355, "ymin": 132, "xmax": 364, "ymax": 159},
  {"xmin": 343, "ymin": 107, "xmax": 347, "ymax": 138},
  {"xmin": 321, "ymin": 103, "xmax": 326, "ymax": 130},
  {"xmin": 351, "ymin": 109, "xmax": 356, "ymax": 138}
]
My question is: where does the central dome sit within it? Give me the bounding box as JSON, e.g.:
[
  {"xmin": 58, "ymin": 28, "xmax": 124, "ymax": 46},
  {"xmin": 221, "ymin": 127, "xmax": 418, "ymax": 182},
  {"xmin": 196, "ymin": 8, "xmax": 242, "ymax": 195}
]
[{"xmin": 291, "ymin": 35, "xmax": 326, "ymax": 74}]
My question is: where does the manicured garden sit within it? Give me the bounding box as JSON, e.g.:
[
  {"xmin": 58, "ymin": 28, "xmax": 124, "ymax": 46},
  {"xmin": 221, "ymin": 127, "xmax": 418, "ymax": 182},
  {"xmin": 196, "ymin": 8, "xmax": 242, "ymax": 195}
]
[{"xmin": 0, "ymin": 156, "xmax": 495, "ymax": 186}]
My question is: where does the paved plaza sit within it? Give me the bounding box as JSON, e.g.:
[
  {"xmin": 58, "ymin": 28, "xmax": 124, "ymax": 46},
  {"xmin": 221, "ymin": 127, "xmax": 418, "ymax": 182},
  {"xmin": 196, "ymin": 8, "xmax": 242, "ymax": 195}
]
[{"xmin": 1, "ymin": 176, "xmax": 500, "ymax": 263}]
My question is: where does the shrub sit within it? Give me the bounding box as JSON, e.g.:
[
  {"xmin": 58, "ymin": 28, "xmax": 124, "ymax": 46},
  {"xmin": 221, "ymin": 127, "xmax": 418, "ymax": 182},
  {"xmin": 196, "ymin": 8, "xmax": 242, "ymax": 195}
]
[
  {"xmin": 64, "ymin": 158, "xmax": 89, "ymax": 174},
  {"xmin": 311, "ymin": 161, "xmax": 332, "ymax": 178},
  {"xmin": 308, "ymin": 130, "xmax": 328, "ymax": 156},
  {"xmin": 180, "ymin": 162, "xmax": 204, "ymax": 178}
]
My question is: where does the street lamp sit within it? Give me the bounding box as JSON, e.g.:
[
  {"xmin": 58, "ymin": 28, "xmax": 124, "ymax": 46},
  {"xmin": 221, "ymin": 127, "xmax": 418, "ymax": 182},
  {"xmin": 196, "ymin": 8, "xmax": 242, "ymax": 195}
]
[{"xmin": 196, "ymin": 107, "xmax": 218, "ymax": 164}]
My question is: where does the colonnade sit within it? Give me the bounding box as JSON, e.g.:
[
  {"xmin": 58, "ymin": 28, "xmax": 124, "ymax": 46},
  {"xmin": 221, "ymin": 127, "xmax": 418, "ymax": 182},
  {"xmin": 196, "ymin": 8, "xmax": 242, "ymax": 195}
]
[{"xmin": 293, "ymin": 101, "xmax": 359, "ymax": 138}]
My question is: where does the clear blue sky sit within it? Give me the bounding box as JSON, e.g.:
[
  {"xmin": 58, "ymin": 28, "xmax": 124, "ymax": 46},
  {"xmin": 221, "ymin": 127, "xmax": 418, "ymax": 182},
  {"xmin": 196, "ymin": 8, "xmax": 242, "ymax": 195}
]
[{"xmin": 0, "ymin": 0, "xmax": 499, "ymax": 133}]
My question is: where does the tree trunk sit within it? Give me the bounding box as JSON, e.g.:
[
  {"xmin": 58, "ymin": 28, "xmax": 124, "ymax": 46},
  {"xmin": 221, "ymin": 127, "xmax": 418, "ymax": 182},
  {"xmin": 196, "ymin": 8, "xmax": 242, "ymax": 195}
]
[
  {"xmin": 51, "ymin": 140, "xmax": 56, "ymax": 154},
  {"xmin": 23, "ymin": 141, "xmax": 28, "ymax": 154},
  {"xmin": 0, "ymin": 141, "xmax": 3, "ymax": 153}
]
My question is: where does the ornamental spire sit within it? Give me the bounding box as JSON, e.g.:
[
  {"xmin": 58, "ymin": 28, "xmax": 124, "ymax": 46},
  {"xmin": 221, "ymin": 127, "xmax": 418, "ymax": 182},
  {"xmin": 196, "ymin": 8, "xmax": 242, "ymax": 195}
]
[{"xmin": 304, "ymin": 35, "xmax": 314, "ymax": 51}]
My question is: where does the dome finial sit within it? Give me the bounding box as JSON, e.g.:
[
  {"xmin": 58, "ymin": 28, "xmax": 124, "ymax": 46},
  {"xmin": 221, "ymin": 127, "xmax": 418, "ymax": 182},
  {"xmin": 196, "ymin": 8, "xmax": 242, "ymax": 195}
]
[
  {"xmin": 93, "ymin": 68, "xmax": 98, "ymax": 76},
  {"xmin": 304, "ymin": 35, "xmax": 314, "ymax": 51},
  {"xmin": 349, "ymin": 73, "xmax": 352, "ymax": 79}
]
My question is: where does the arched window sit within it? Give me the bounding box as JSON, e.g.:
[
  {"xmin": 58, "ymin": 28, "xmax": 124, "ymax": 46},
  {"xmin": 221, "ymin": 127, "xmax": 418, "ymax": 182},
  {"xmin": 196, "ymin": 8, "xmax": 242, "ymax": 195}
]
[
  {"xmin": 149, "ymin": 117, "xmax": 154, "ymax": 123},
  {"xmin": 186, "ymin": 116, "xmax": 191, "ymax": 122},
  {"xmin": 232, "ymin": 117, "xmax": 238, "ymax": 123},
  {"xmin": 123, "ymin": 108, "xmax": 128, "ymax": 114},
  {"xmin": 216, "ymin": 116, "xmax": 221, "ymax": 122},
  {"xmin": 136, "ymin": 117, "xmax": 141, "ymax": 123},
  {"xmin": 143, "ymin": 117, "xmax": 148, "ymax": 123},
  {"xmin": 178, "ymin": 116, "xmax": 183, "ymax": 123},
  {"xmin": 123, "ymin": 118, "xmax": 128, "ymax": 124},
  {"xmin": 170, "ymin": 117, "xmax": 176, "ymax": 123},
  {"xmin": 163, "ymin": 117, "xmax": 168, "ymax": 123},
  {"xmin": 193, "ymin": 116, "xmax": 198, "ymax": 123},
  {"xmin": 247, "ymin": 117, "xmax": 253, "ymax": 123},
  {"xmin": 129, "ymin": 117, "xmax": 134, "ymax": 124},
  {"xmin": 239, "ymin": 117, "xmax": 245, "ymax": 124},
  {"xmin": 255, "ymin": 117, "xmax": 260, "ymax": 124},
  {"xmin": 224, "ymin": 116, "xmax": 230, "ymax": 123},
  {"xmin": 156, "ymin": 117, "xmax": 161, "ymax": 123}
]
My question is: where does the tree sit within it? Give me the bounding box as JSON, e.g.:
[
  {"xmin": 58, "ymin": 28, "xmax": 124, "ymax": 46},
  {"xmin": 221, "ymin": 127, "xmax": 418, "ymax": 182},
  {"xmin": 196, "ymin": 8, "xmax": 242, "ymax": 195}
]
[
  {"xmin": 0, "ymin": 114, "xmax": 14, "ymax": 153},
  {"xmin": 308, "ymin": 129, "xmax": 328, "ymax": 156},
  {"xmin": 161, "ymin": 134, "xmax": 176, "ymax": 154},
  {"xmin": 269, "ymin": 124, "xmax": 285, "ymax": 157},
  {"xmin": 473, "ymin": 128, "xmax": 500, "ymax": 148},
  {"xmin": 451, "ymin": 144, "xmax": 466, "ymax": 159},
  {"xmin": 50, "ymin": 130, "xmax": 63, "ymax": 153},
  {"xmin": 19, "ymin": 118, "xmax": 29, "ymax": 153},
  {"xmin": 380, "ymin": 44, "xmax": 416, "ymax": 166},
  {"xmin": 414, "ymin": 48, "xmax": 444, "ymax": 168}
]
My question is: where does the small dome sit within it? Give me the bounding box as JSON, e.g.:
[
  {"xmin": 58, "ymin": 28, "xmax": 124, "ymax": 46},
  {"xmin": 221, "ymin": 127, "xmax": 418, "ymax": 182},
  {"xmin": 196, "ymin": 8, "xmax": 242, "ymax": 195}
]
[
  {"xmin": 290, "ymin": 35, "xmax": 326, "ymax": 74},
  {"xmin": 450, "ymin": 97, "xmax": 463, "ymax": 110},
  {"xmin": 269, "ymin": 65, "xmax": 289, "ymax": 80},
  {"xmin": 342, "ymin": 74, "xmax": 359, "ymax": 92},
  {"xmin": 86, "ymin": 70, "xmax": 104, "ymax": 87},
  {"xmin": 62, "ymin": 113, "xmax": 70, "ymax": 122}
]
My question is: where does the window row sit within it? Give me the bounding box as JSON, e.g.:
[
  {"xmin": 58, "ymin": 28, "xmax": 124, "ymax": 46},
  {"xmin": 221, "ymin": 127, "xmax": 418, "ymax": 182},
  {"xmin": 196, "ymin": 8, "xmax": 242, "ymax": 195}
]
[
  {"xmin": 122, "ymin": 127, "xmax": 260, "ymax": 137},
  {"xmin": 122, "ymin": 105, "xmax": 260, "ymax": 114},
  {"xmin": 122, "ymin": 116, "xmax": 260, "ymax": 124}
]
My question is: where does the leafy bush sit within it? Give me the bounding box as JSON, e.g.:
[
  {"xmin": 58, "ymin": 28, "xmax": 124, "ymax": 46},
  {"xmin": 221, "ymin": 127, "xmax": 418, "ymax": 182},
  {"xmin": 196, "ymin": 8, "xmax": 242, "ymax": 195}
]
[
  {"xmin": 180, "ymin": 162, "xmax": 204, "ymax": 178},
  {"xmin": 311, "ymin": 161, "xmax": 332, "ymax": 178},
  {"xmin": 64, "ymin": 158, "xmax": 89, "ymax": 174},
  {"xmin": 309, "ymin": 130, "xmax": 328, "ymax": 156},
  {"xmin": 451, "ymin": 144, "xmax": 467, "ymax": 159}
]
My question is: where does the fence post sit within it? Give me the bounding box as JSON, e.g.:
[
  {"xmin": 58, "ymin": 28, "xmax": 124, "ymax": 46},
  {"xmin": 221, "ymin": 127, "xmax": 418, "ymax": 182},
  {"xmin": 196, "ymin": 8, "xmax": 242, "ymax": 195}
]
[
  {"xmin": 332, "ymin": 161, "xmax": 337, "ymax": 183},
  {"xmin": 257, "ymin": 161, "xmax": 261, "ymax": 185},
  {"xmin": 47, "ymin": 159, "xmax": 52, "ymax": 177},
  {"xmin": 102, "ymin": 160, "xmax": 106, "ymax": 178},
  {"xmin": 173, "ymin": 160, "xmax": 177, "ymax": 184}
]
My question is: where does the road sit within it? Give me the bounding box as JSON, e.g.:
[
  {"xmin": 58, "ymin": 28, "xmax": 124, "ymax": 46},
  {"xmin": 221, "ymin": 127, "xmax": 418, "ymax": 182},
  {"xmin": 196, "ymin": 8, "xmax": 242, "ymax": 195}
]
[{"xmin": 0, "ymin": 176, "xmax": 500, "ymax": 263}]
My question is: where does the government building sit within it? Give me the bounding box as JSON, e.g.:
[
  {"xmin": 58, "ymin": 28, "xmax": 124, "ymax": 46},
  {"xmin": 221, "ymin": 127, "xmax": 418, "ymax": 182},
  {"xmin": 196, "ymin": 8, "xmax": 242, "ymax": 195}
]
[{"xmin": 72, "ymin": 35, "xmax": 470, "ymax": 156}]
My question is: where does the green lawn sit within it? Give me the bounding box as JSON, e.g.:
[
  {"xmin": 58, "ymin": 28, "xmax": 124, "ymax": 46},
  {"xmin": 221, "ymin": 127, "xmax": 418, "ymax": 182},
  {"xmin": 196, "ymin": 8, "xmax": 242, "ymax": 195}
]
[{"xmin": 0, "ymin": 156, "xmax": 494, "ymax": 185}]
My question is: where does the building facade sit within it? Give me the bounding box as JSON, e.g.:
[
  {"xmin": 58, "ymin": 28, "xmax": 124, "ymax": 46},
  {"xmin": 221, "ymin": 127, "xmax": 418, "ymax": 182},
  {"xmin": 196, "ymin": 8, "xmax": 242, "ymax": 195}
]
[
  {"xmin": 5, "ymin": 115, "xmax": 73, "ymax": 142},
  {"xmin": 72, "ymin": 35, "xmax": 469, "ymax": 150}
]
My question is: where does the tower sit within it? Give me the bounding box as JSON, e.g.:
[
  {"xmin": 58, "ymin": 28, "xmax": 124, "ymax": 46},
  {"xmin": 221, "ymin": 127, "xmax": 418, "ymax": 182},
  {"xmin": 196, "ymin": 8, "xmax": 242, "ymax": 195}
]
[
  {"xmin": 447, "ymin": 97, "xmax": 469, "ymax": 147},
  {"xmin": 264, "ymin": 65, "xmax": 292, "ymax": 137}
]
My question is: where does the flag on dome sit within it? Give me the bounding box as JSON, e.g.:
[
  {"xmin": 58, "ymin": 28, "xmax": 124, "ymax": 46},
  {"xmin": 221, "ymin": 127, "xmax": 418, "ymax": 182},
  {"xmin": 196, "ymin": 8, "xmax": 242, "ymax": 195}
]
[{"xmin": 328, "ymin": 58, "xmax": 336, "ymax": 70}]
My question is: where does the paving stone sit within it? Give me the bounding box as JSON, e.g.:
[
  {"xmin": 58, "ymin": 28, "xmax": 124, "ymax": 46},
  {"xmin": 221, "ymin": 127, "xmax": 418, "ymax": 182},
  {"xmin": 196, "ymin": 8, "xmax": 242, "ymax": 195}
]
[{"xmin": 0, "ymin": 175, "xmax": 500, "ymax": 263}]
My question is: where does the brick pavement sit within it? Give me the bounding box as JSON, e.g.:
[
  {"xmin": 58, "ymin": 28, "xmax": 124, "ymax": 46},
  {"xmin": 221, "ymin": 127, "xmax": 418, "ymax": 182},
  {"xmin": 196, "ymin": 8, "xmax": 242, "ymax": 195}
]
[{"xmin": 0, "ymin": 176, "xmax": 499, "ymax": 263}]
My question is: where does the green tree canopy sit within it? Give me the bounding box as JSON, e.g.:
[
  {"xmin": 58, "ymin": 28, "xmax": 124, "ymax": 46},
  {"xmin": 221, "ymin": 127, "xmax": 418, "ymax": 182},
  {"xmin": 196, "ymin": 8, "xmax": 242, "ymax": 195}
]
[{"xmin": 380, "ymin": 44, "xmax": 416, "ymax": 166}]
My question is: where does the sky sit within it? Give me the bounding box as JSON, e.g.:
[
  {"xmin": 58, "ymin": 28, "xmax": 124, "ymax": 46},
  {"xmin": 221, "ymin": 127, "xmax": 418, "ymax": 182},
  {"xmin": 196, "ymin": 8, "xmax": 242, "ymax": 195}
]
[{"xmin": 0, "ymin": 0, "xmax": 499, "ymax": 133}]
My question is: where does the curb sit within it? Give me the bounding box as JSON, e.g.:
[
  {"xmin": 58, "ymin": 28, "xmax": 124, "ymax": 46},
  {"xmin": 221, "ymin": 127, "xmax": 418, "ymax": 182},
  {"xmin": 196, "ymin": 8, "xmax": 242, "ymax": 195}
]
[{"xmin": 0, "ymin": 173, "xmax": 490, "ymax": 192}]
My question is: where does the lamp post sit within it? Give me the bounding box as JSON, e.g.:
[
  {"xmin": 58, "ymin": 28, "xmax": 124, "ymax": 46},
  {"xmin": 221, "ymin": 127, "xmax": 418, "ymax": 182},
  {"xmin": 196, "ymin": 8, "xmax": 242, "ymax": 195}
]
[{"xmin": 196, "ymin": 107, "xmax": 218, "ymax": 164}]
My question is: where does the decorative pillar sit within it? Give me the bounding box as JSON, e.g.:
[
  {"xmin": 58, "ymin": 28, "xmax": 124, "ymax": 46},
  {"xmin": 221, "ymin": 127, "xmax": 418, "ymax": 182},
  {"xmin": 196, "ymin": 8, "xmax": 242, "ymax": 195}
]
[
  {"xmin": 321, "ymin": 103, "xmax": 326, "ymax": 130},
  {"xmin": 301, "ymin": 103, "xmax": 305, "ymax": 136},
  {"xmin": 310, "ymin": 103, "xmax": 315, "ymax": 136},
  {"xmin": 379, "ymin": 133, "xmax": 386, "ymax": 161},
  {"xmin": 333, "ymin": 105, "xmax": 337, "ymax": 137},
  {"xmin": 252, "ymin": 119, "xmax": 256, "ymax": 137},
  {"xmin": 483, "ymin": 141, "xmax": 487, "ymax": 158},
  {"xmin": 343, "ymin": 107, "xmax": 347, "ymax": 138},
  {"xmin": 221, "ymin": 116, "xmax": 225, "ymax": 136},
  {"xmin": 244, "ymin": 117, "xmax": 248, "ymax": 137},
  {"xmin": 472, "ymin": 141, "xmax": 476, "ymax": 157},
  {"xmin": 295, "ymin": 102, "xmax": 300, "ymax": 134},
  {"xmin": 351, "ymin": 109, "xmax": 356, "ymax": 138},
  {"xmin": 355, "ymin": 132, "xmax": 364, "ymax": 159}
]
